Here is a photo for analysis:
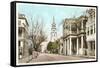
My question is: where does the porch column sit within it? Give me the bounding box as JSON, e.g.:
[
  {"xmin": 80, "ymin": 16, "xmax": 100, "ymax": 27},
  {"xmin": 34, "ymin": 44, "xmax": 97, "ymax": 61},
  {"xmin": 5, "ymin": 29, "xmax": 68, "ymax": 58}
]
[
  {"xmin": 67, "ymin": 39, "xmax": 69, "ymax": 55},
  {"xmin": 87, "ymin": 42, "xmax": 91, "ymax": 56},
  {"xmin": 81, "ymin": 20, "xmax": 84, "ymax": 33},
  {"xmin": 66, "ymin": 39, "xmax": 68, "ymax": 55},
  {"xmin": 70, "ymin": 22, "xmax": 72, "ymax": 34},
  {"xmin": 81, "ymin": 35, "xmax": 84, "ymax": 55},
  {"xmin": 92, "ymin": 26, "xmax": 94, "ymax": 34},
  {"xmin": 20, "ymin": 41, "xmax": 23, "ymax": 57},
  {"xmin": 63, "ymin": 40, "xmax": 66, "ymax": 55},
  {"xmin": 81, "ymin": 21, "xmax": 83, "ymax": 29},
  {"xmin": 69, "ymin": 37, "xmax": 72, "ymax": 55},
  {"xmin": 77, "ymin": 26, "xmax": 79, "ymax": 55},
  {"xmin": 77, "ymin": 38, "xmax": 79, "ymax": 55}
]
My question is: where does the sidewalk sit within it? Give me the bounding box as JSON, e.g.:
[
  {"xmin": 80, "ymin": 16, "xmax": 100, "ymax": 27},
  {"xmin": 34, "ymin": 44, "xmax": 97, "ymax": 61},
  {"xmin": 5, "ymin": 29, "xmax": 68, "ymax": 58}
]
[
  {"xmin": 79, "ymin": 55, "xmax": 95, "ymax": 59},
  {"xmin": 72, "ymin": 55, "xmax": 96, "ymax": 59},
  {"xmin": 19, "ymin": 51, "xmax": 40, "ymax": 63},
  {"xmin": 18, "ymin": 55, "xmax": 33, "ymax": 63}
]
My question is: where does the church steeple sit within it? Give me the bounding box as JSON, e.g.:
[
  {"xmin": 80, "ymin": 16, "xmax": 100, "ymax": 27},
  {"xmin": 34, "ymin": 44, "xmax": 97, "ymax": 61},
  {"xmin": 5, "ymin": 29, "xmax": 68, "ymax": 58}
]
[
  {"xmin": 51, "ymin": 16, "xmax": 57, "ymax": 42},
  {"xmin": 52, "ymin": 16, "xmax": 56, "ymax": 29}
]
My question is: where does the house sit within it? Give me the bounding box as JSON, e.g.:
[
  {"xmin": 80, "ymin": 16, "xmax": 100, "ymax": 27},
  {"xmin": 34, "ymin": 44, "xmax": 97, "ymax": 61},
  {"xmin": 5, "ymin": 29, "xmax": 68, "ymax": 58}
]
[
  {"xmin": 18, "ymin": 14, "xmax": 29, "ymax": 59},
  {"xmin": 86, "ymin": 9, "xmax": 96, "ymax": 57},
  {"xmin": 63, "ymin": 16, "xmax": 87, "ymax": 56}
]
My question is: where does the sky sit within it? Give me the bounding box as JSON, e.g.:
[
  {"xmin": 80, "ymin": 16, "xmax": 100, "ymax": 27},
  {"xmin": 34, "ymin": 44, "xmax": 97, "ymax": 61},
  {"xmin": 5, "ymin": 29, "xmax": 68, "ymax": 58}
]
[{"xmin": 17, "ymin": 3, "xmax": 89, "ymax": 41}]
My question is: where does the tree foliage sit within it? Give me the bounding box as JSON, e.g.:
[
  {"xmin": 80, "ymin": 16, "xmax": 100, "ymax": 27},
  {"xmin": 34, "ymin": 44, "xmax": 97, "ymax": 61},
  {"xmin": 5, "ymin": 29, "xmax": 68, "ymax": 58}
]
[{"xmin": 47, "ymin": 41, "xmax": 60, "ymax": 53}]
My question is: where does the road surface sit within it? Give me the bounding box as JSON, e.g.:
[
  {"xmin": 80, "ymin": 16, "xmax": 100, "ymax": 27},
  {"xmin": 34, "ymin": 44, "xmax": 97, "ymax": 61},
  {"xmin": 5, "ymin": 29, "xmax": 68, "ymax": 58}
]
[
  {"xmin": 28, "ymin": 53, "xmax": 94, "ymax": 63},
  {"xmin": 19, "ymin": 52, "xmax": 95, "ymax": 63}
]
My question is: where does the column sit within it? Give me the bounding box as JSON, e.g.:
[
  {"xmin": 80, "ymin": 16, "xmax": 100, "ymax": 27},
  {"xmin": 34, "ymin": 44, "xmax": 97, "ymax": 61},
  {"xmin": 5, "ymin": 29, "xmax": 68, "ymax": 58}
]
[
  {"xmin": 63, "ymin": 40, "xmax": 66, "ymax": 55},
  {"xmin": 68, "ymin": 39, "xmax": 69, "ymax": 55},
  {"xmin": 77, "ymin": 26, "xmax": 79, "ymax": 34},
  {"xmin": 81, "ymin": 35, "xmax": 84, "ymax": 55},
  {"xmin": 69, "ymin": 37, "xmax": 72, "ymax": 55},
  {"xmin": 59, "ymin": 44, "xmax": 61, "ymax": 54},
  {"xmin": 70, "ymin": 23, "xmax": 72, "ymax": 34},
  {"xmin": 65, "ymin": 40, "xmax": 67, "ymax": 55},
  {"xmin": 60, "ymin": 43, "xmax": 63, "ymax": 55},
  {"xmin": 67, "ymin": 39, "xmax": 69, "ymax": 55},
  {"xmin": 87, "ymin": 42, "xmax": 91, "ymax": 56},
  {"xmin": 20, "ymin": 41, "xmax": 23, "ymax": 58},
  {"xmin": 63, "ymin": 40, "xmax": 65, "ymax": 55},
  {"xmin": 66, "ymin": 39, "xmax": 67, "ymax": 55},
  {"xmin": 81, "ymin": 20, "xmax": 84, "ymax": 32},
  {"xmin": 77, "ymin": 38, "xmax": 79, "ymax": 55},
  {"xmin": 93, "ymin": 25, "xmax": 94, "ymax": 34},
  {"xmin": 77, "ymin": 27, "xmax": 79, "ymax": 55},
  {"xmin": 81, "ymin": 21, "xmax": 83, "ymax": 29}
]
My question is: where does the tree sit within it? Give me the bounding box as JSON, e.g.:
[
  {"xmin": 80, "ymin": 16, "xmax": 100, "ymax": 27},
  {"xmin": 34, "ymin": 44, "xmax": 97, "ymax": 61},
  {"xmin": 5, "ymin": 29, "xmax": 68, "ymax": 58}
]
[
  {"xmin": 47, "ymin": 42, "xmax": 52, "ymax": 51},
  {"xmin": 30, "ymin": 17, "xmax": 47, "ymax": 51},
  {"xmin": 86, "ymin": 9, "xmax": 95, "ymax": 18},
  {"xmin": 47, "ymin": 41, "xmax": 60, "ymax": 54}
]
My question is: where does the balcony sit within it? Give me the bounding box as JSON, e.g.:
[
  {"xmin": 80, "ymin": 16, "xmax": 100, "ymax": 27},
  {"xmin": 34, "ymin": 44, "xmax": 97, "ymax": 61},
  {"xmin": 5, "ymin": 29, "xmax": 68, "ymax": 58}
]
[
  {"xmin": 63, "ymin": 30, "xmax": 78, "ymax": 38},
  {"xmin": 18, "ymin": 23, "xmax": 28, "ymax": 33},
  {"xmin": 18, "ymin": 35, "xmax": 25, "ymax": 40}
]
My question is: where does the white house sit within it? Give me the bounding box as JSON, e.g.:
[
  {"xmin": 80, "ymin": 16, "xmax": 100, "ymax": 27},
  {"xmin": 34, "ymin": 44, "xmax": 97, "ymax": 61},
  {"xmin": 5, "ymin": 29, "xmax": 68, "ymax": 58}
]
[{"xmin": 18, "ymin": 14, "xmax": 29, "ymax": 59}]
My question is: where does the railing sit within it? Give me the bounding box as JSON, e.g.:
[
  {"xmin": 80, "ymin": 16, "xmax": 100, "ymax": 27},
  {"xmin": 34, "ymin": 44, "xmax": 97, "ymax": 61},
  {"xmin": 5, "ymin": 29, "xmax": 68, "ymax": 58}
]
[{"xmin": 63, "ymin": 31, "xmax": 77, "ymax": 37}]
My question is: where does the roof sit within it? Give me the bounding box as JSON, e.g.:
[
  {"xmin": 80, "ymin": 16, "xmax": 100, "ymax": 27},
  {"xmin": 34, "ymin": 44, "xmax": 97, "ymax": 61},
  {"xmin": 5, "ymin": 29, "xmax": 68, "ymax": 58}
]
[
  {"xmin": 64, "ymin": 15, "xmax": 87, "ymax": 25},
  {"xmin": 18, "ymin": 13, "xmax": 29, "ymax": 26}
]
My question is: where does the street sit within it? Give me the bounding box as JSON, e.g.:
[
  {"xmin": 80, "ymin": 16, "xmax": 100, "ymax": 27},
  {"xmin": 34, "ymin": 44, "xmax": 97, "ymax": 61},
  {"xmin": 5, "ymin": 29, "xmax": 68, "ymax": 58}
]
[{"xmin": 19, "ymin": 52, "xmax": 94, "ymax": 63}]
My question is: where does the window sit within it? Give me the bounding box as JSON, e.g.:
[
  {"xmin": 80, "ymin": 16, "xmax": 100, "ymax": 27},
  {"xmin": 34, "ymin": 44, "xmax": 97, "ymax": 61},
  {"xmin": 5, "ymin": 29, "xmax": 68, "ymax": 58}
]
[
  {"xmin": 87, "ymin": 27, "xmax": 89, "ymax": 35},
  {"xmin": 94, "ymin": 24, "xmax": 95, "ymax": 33},
  {"xmin": 90, "ymin": 26, "xmax": 93, "ymax": 35},
  {"xmin": 87, "ymin": 31, "xmax": 89, "ymax": 35},
  {"xmin": 18, "ymin": 28, "xmax": 22, "ymax": 36},
  {"xmin": 23, "ymin": 23, "xmax": 26, "ymax": 27},
  {"xmin": 18, "ymin": 20, "xmax": 21, "ymax": 25},
  {"xmin": 18, "ymin": 41, "xmax": 22, "ymax": 56},
  {"xmin": 18, "ymin": 41, "xmax": 20, "ymax": 47}
]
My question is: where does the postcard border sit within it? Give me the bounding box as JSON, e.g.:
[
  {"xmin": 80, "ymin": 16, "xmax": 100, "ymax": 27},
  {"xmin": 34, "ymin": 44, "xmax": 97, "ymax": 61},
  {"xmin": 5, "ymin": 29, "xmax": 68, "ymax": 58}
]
[{"xmin": 10, "ymin": 1, "xmax": 98, "ymax": 67}]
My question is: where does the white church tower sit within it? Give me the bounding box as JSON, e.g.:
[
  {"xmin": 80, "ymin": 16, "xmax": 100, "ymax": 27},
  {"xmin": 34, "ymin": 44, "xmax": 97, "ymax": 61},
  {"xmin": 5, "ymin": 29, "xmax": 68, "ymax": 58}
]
[{"xmin": 51, "ymin": 16, "xmax": 57, "ymax": 42}]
